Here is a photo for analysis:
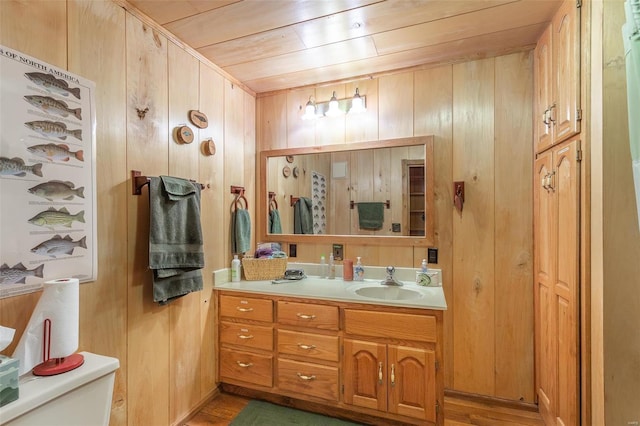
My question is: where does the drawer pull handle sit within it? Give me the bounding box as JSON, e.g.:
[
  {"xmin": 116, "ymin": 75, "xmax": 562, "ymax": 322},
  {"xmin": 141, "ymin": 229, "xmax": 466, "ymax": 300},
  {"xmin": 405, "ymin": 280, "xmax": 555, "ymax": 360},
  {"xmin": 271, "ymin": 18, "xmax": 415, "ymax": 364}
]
[
  {"xmin": 236, "ymin": 307, "xmax": 254, "ymax": 312},
  {"xmin": 297, "ymin": 343, "xmax": 316, "ymax": 350},
  {"xmin": 391, "ymin": 364, "xmax": 396, "ymax": 386},
  {"xmin": 296, "ymin": 313, "xmax": 316, "ymax": 320},
  {"xmin": 378, "ymin": 362, "xmax": 383, "ymax": 384},
  {"xmin": 297, "ymin": 373, "xmax": 316, "ymax": 381},
  {"xmin": 238, "ymin": 334, "xmax": 254, "ymax": 340},
  {"xmin": 236, "ymin": 361, "xmax": 253, "ymax": 368}
]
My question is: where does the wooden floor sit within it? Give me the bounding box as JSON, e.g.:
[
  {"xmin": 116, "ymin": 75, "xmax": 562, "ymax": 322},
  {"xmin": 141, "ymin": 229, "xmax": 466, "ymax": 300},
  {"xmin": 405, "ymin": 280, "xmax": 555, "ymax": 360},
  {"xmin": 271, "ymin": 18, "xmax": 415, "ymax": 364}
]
[{"xmin": 183, "ymin": 392, "xmax": 545, "ymax": 426}]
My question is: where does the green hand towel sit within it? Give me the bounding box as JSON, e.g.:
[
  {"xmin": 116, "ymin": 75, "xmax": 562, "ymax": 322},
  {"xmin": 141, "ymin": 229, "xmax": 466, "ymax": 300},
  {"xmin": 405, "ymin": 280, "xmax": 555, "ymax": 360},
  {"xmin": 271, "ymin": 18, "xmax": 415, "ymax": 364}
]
[
  {"xmin": 294, "ymin": 197, "xmax": 313, "ymax": 234},
  {"xmin": 149, "ymin": 176, "xmax": 204, "ymax": 305},
  {"xmin": 356, "ymin": 202, "xmax": 385, "ymax": 230},
  {"xmin": 269, "ymin": 209, "xmax": 282, "ymax": 234},
  {"xmin": 232, "ymin": 208, "xmax": 251, "ymax": 254}
]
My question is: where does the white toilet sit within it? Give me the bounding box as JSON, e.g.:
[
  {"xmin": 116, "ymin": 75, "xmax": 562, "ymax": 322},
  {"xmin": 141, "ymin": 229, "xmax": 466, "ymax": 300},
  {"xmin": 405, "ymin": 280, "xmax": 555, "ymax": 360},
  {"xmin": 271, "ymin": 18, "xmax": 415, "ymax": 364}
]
[{"xmin": 0, "ymin": 352, "xmax": 119, "ymax": 426}]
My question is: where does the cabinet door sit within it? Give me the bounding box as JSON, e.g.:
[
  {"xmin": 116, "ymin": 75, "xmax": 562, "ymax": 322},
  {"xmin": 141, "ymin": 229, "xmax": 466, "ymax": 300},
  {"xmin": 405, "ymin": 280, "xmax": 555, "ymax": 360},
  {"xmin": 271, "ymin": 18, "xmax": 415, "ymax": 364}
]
[
  {"xmin": 388, "ymin": 345, "xmax": 437, "ymax": 422},
  {"xmin": 343, "ymin": 339, "xmax": 387, "ymax": 412},
  {"xmin": 552, "ymin": 0, "xmax": 581, "ymax": 144},
  {"xmin": 534, "ymin": 150, "xmax": 556, "ymax": 424},
  {"xmin": 552, "ymin": 140, "xmax": 580, "ymax": 426},
  {"xmin": 534, "ymin": 25, "xmax": 553, "ymax": 153}
]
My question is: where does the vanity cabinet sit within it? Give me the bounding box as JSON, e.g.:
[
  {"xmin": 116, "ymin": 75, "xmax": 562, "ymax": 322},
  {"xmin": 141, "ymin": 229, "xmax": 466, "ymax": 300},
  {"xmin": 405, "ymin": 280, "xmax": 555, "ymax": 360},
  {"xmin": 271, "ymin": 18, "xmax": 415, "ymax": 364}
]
[
  {"xmin": 534, "ymin": 0, "xmax": 581, "ymax": 153},
  {"xmin": 215, "ymin": 290, "xmax": 443, "ymax": 426}
]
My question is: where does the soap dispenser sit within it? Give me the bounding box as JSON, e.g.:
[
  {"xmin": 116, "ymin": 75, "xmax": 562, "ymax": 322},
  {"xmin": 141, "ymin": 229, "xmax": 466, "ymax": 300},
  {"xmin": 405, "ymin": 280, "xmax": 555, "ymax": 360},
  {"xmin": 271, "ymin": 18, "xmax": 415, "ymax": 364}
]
[
  {"xmin": 231, "ymin": 255, "xmax": 241, "ymax": 282},
  {"xmin": 328, "ymin": 253, "xmax": 336, "ymax": 279},
  {"xmin": 354, "ymin": 257, "xmax": 364, "ymax": 281}
]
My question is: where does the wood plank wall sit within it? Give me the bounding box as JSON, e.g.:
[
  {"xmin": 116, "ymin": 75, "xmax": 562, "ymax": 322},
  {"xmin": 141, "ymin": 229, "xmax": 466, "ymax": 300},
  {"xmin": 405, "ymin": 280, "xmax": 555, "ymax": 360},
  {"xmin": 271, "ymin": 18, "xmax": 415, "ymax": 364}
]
[
  {"xmin": 0, "ymin": 1, "xmax": 255, "ymax": 425},
  {"xmin": 256, "ymin": 53, "xmax": 535, "ymax": 402}
]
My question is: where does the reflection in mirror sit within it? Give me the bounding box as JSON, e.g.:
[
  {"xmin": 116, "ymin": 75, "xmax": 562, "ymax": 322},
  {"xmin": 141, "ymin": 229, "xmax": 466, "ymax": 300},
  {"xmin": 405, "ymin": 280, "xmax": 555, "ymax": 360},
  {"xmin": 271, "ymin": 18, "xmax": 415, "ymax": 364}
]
[{"xmin": 261, "ymin": 136, "xmax": 434, "ymax": 244}]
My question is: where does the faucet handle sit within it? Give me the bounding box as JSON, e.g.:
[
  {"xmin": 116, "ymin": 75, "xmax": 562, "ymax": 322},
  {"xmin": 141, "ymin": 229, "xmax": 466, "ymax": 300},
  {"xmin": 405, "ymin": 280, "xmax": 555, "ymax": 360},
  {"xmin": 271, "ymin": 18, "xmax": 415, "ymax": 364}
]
[{"xmin": 386, "ymin": 266, "xmax": 395, "ymax": 276}]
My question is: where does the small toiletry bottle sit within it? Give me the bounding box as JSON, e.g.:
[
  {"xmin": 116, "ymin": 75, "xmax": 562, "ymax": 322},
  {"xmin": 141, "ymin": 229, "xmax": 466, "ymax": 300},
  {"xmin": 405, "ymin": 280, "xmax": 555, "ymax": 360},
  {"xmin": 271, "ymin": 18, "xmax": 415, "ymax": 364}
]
[
  {"xmin": 421, "ymin": 259, "xmax": 428, "ymax": 273},
  {"xmin": 343, "ymin": 259, "xmax": 354, "ymax": 281},
  {"xmin": 328, "ymin": 253, "xmax": 336, "ymax": 279},
  {"xmin": 354, "ymin": 257, "xmax": 364, "ymax": 281},
  {"xmin": 231, "ymin": 255, "xmax": 241, "ymax": 282},
  {"xmin": 320, "ymin": 254, "xmax": 327, "ymax": 278}
]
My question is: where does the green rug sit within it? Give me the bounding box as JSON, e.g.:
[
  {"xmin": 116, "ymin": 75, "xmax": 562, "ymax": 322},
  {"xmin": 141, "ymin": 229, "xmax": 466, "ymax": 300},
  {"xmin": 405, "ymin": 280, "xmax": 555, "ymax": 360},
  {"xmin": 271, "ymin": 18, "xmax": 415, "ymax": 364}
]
[{"xmin": 230, "ymin": 400, "xmax": 363, "ymax": 425}]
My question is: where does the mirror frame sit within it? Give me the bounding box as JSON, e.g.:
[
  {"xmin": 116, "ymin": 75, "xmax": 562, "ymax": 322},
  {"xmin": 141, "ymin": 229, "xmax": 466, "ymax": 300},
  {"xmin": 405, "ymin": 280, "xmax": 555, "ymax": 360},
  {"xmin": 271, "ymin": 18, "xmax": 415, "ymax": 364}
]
[{"xmin": 257, "ymin": 136, "xmax": 434, "ymax": 247}]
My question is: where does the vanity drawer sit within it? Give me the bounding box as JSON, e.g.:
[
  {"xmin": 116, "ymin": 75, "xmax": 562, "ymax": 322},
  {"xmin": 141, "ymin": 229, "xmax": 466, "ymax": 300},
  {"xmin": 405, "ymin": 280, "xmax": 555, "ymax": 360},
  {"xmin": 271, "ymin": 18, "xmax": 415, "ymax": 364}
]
[
  {"xmin": 220, "ymin": 294, "xmax": 273, "ymax": 322},
  {"xmin": 277, "ymin": 329, "xmax": 339, "ymax": 362},
  {"xmin": 220, "ymin": 348, "xmax": 273, "ymax": 388},
  {"xmin": 277, "ymin": 301, "xmax": 339, "ymax": 330},
  {"xmin": 277, "ymin": 358, "xmax": 339, "ymax": 401},
  {"xmin": 220, "ymin": 321, "xmax": 273, "ymax": 351},
  {"xmin": 344, "ymin": 309, "xmax": 437, "ymax": 343}
]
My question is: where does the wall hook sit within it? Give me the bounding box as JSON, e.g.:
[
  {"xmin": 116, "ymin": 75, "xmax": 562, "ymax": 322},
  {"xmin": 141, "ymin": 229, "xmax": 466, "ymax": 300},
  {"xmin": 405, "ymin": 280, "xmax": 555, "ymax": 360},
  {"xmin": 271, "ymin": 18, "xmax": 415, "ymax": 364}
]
[{"xmin": 454, "ymin": 181, "xmax": 464, "ymax": 213}]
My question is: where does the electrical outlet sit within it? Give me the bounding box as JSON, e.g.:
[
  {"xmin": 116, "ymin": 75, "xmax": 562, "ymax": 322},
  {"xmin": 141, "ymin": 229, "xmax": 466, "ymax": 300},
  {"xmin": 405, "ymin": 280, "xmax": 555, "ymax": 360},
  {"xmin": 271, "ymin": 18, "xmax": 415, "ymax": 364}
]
[
  {"xmin": 332, "ymin": 244, "xmax": 343, "ymax": 261},
  {"xmin": 289, "ymin": 243, "xmax": 297, "ymax": 258},
  {"xmin": 627, "ymin": 421, "xmax": 639, "ymax": 426},
  {"xmin": 427, "ymin": 247, "xmax": 438, "ymax": 264}
]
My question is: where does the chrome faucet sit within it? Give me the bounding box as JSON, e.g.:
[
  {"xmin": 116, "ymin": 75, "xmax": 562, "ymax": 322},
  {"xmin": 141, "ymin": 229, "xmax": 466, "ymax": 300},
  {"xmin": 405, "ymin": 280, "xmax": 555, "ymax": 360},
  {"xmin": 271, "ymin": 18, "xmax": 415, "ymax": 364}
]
[{"xmin": 381, "ymin": 266, "xmax": 403, "ymax": 286}]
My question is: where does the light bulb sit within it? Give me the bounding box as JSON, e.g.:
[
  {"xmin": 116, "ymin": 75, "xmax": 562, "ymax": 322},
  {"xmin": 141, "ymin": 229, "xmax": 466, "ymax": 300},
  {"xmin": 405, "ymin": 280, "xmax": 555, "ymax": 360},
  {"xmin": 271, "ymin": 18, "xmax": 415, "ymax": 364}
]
[
  {"xmin": 325, "ymin": 91, "xmax": 344, "ymax": 116},
  {"xmin": 349, "ymin": 88, "xmax": 366, "ymax": 114},
  {"xmin": 302, "ymin": 97, "xmax": 317, "ymax": 120}
]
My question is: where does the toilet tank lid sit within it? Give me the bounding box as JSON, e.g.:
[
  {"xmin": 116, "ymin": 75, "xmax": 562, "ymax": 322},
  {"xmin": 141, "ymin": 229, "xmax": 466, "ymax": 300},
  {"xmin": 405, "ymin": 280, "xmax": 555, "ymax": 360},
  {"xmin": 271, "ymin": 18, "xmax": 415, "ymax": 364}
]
[{"xmin": 0, "ymin": 352, "xmax": 119, "ymax": 424}]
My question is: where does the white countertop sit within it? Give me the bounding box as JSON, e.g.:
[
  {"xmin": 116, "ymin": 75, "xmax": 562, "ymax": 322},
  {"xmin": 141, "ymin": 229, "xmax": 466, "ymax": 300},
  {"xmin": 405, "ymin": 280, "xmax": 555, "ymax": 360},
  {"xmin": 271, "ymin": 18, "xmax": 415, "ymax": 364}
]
[{"xmin": 213, "ymin": 265, "xmax": 447, "ymax": 310}]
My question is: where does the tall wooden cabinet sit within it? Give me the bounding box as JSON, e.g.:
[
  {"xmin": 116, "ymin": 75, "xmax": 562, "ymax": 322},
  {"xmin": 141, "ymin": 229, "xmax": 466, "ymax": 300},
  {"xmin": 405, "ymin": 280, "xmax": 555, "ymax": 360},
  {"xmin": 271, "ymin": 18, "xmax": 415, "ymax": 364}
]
[
  {"xmin": 534, "ymin": 138, "xmax": 581, "ymax": 425},
  {"xmin": 533, "ymin": 0, "xmax": 582, "ymax": 424},
  {"xmin": 534, "ymin": 0, "xmax": 581, "ymax": 154}
]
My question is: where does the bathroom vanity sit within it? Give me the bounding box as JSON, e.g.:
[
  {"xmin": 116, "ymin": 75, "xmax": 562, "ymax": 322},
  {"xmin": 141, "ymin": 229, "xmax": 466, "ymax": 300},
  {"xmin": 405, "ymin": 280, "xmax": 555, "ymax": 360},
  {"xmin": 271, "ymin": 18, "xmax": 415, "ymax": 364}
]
[{"xmin": 214, "ymin": 275, "xmax": 446, "ymax": 426}]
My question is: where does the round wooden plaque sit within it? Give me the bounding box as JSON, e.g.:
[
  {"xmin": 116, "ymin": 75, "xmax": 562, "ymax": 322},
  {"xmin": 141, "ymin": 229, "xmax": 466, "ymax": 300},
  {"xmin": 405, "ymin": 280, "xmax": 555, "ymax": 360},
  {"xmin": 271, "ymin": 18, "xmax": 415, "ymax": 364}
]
[
  {"xmin": 201, "ymin": 139, "xmax": 216, "ymax": 156},
  {"xmin": 189, "ymin": 110, "xmax": 209, "ymax": 129},
  {"xmin": 176, "ymin": 125, "xmax": 194, "ymax": 144},
  {"xmin": 282, "ymin": 166, "xmax": 291, "ymax": 178}
]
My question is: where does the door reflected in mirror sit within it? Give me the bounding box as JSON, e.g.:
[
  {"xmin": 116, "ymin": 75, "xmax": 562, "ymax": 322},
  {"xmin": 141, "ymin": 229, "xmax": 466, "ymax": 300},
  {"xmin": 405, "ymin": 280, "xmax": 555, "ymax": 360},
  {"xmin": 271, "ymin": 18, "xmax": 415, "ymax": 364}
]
[{"xmin": 260, "ymin": 136, "xmax": 434, "ymax": 244}]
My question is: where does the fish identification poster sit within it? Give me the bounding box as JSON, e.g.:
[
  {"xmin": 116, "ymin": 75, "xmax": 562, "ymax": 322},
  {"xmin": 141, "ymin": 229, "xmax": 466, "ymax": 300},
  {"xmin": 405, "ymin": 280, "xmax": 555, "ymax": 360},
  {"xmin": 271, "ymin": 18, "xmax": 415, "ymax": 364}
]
[{"xmin": 0, "ymin": 45, "xmax": 97, "ymax": 299}]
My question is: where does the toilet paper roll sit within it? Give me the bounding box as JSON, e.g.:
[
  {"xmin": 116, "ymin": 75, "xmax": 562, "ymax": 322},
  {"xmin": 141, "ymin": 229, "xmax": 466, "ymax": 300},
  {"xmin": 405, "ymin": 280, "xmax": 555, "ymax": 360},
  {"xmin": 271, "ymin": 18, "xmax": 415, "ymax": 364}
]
[{"xmin": 12, "ymin": 278, "xmax": 79, "ymax": 375}]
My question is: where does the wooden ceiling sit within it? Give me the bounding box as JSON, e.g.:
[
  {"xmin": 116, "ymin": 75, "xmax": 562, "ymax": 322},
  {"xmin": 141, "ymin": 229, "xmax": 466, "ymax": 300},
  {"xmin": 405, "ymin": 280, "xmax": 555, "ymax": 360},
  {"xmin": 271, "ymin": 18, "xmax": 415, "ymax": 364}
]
[{"xmin": 125, "ymin": 0, "xmax": 562, "ymax": 94}]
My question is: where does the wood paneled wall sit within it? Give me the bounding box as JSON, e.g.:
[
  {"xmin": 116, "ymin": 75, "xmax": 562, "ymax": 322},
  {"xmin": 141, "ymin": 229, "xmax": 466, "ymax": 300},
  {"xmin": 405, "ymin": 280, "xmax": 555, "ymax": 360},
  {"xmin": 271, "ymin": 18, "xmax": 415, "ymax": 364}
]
[
  {"xmin": 0, "ymin": 1, "xmax": 255, "ymax": 425},
  {"xmin": 256, "ymin": 52, "xmax": 535, "ymax": 402}
]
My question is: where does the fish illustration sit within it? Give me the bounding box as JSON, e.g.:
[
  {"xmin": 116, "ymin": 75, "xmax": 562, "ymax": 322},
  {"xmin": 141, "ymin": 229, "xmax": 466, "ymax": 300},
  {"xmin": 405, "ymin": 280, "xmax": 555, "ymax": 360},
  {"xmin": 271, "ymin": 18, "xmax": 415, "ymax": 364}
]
[
  {"xmin": 0, "ymin": 157, "xmax": 43, "ymax": 177},
  {"xmin": 28, "ymin": 180, "xmax": 84, "ymax": 201},
  {"xmin": 28, "ymin": 207, "xmax": 85, "ymax": 229},
  {"xmin": 24, "ymin": 72, "xmax": 81, "ymax": 99},
  {"xmin": 0, "ymin": 263, "xmax": 44, "ymax": 285},
  {"xmin": 27, "ymin": 143, "xmax": 83, "ymax": 162},
  {"xmin": 23, "ymin": 95, "xmax": 82, "ymax": 120},
  {"xmin": 24, "ymin": 120, "xmax": 82, "ymax": 141},
  {"xmin": 31, "ymin": 235, "xmax": 87, "ymax": 258}
]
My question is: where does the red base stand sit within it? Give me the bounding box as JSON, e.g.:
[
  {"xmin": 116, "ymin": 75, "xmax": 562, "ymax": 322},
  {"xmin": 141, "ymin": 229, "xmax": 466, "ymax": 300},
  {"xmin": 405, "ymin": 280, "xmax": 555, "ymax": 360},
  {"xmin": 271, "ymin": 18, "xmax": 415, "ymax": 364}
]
[{"xmin": 33, "ymin": 353, "xmax": 85, "ymax": 376}]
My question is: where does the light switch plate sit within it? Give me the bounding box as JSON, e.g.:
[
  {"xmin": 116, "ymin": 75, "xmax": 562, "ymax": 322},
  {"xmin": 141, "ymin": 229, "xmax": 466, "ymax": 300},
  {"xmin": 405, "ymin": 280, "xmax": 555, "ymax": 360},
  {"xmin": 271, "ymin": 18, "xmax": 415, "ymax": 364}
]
[{"xmin": 332, "ymin": 244, "xmax": 343, "ymax": 261}]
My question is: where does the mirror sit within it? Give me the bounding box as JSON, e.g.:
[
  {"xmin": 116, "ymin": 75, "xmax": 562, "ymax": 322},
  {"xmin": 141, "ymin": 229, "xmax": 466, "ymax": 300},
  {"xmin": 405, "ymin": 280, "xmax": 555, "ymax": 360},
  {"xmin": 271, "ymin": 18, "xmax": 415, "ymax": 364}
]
[{"xmin": 258, "ymin": 136, "xmax": 434, "ymax": 246}]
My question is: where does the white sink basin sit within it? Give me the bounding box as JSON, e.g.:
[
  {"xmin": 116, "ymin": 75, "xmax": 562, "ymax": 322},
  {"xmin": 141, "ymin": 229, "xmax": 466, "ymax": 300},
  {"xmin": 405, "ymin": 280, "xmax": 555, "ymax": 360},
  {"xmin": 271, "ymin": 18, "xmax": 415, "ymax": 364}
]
[{"xmin": 354, "ymin": 286, "xmax": 423, "ymax": 300}]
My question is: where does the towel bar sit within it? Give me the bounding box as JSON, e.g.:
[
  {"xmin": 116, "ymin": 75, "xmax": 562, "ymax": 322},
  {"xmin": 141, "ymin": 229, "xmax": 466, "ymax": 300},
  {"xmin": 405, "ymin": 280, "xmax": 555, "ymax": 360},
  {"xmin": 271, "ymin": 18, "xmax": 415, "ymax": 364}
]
[
  {"xmin": 350, "ymin": 200, "xmax": 390, "ymax": 209},
  {"xmin": 131, "ymin": 170, "xmax": 207, "ymax": 195}
]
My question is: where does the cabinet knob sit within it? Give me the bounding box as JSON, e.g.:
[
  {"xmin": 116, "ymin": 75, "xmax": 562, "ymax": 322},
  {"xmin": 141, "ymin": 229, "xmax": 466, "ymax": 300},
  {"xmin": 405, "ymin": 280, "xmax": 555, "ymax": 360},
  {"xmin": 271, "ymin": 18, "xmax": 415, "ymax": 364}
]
[
  {"xmin": 236, "ymin": 361, "xmax": 253, "ymax": 368},
  {"xmin": 236, "ymin": 306, "xmax": 254, "ymax": 312},
  {"xmin": 296, "ymin": 313, "xmax": 316, "ymax": 320},
  {"xmin": 378, "ymin": 362, "xmax": 383, "ymax": 384},
  {"xmin": 237, "ymin": 334, "xmax": 254, "ymax": 340}
]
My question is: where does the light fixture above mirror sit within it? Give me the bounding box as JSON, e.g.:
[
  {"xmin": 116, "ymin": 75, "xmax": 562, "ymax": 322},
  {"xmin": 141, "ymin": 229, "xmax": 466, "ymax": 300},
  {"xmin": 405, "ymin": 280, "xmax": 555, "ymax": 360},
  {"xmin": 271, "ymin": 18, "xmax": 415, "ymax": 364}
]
[{"xmin": 301, "ymin": 88, "xmax": 367, "ymax": 120}]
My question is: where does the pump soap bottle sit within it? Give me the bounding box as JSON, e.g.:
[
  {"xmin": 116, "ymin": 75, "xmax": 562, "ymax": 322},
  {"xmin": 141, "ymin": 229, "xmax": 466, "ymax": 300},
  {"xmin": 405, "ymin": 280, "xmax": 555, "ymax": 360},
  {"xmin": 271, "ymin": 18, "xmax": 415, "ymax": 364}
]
[
  {"xmin": 231, "ymin": 254, "xmax": 241, "ymax": 282},
  {"xmin": 328, "ymin": 253, "xmax": 336, "ymax": 279},
  {"xmin": 354, "ymin": 257, "xmax": 364, "ymax": 281}
]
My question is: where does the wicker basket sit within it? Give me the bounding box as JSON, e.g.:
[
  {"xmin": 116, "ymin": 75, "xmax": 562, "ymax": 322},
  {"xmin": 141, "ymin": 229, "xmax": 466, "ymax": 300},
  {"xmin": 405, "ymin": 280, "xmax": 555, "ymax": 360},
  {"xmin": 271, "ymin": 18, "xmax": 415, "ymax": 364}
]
[{"xmin": 241, "ymin": 257, "xmax": 288, "ymax": 281}]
